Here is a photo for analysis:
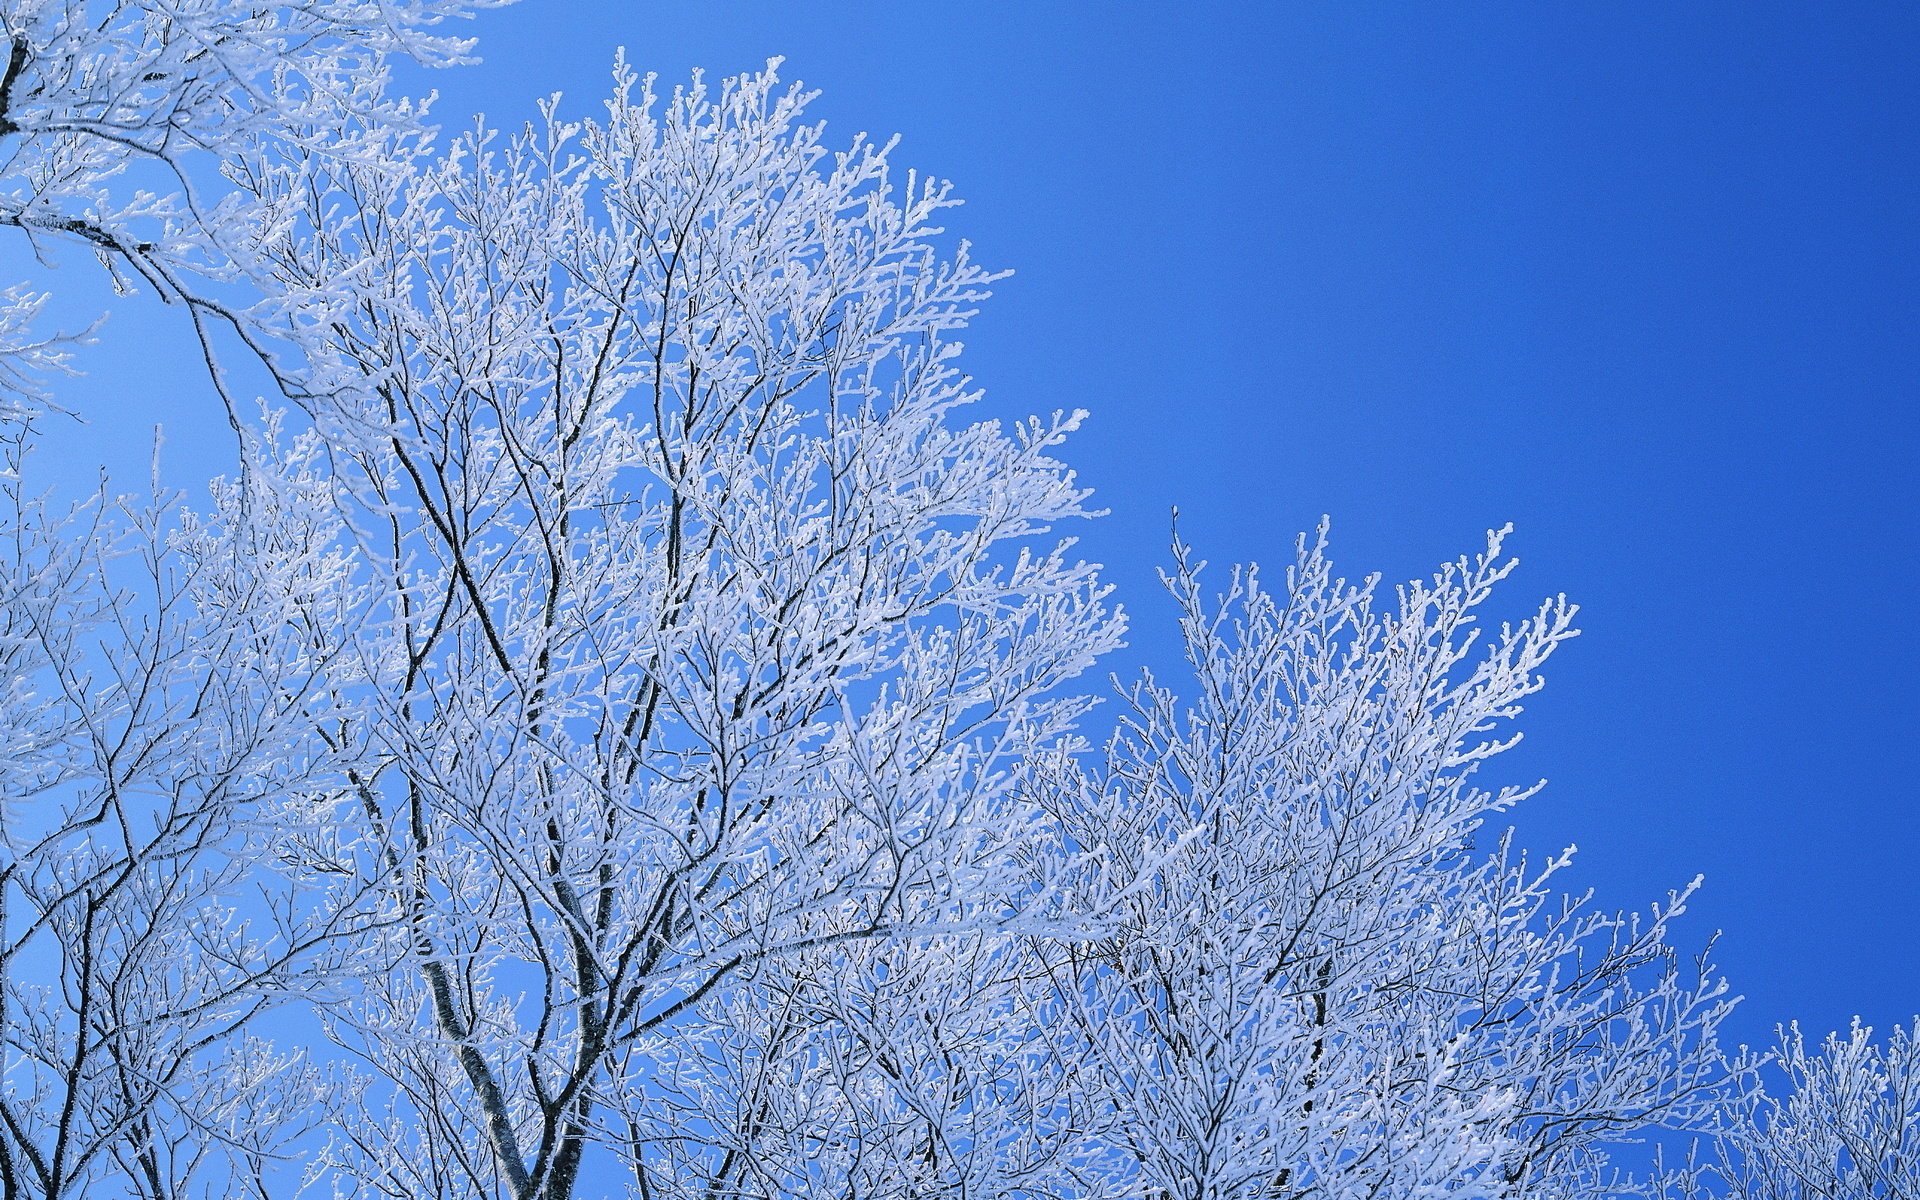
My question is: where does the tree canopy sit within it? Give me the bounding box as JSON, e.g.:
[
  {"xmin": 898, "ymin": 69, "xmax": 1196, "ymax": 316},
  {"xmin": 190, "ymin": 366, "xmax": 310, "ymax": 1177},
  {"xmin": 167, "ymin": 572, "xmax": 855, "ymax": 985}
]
[{"xmin": 1, "ymin": 4, "xmax": 1912, "ymax": 1198}]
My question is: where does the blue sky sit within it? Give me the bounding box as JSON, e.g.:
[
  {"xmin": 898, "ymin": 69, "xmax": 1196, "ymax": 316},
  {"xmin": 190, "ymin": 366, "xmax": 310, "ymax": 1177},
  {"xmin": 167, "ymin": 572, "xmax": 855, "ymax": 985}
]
[{"xmin": 38, "ymin": 2, "xmax": 1918, "ymax": 1054}]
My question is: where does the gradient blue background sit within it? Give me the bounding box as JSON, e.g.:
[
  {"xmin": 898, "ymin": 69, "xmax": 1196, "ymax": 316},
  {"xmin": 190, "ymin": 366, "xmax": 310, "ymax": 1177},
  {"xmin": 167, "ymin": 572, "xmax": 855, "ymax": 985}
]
[{"xmin": 31, "ymin": 2, "xmax": 1918, "ymax": 1058}]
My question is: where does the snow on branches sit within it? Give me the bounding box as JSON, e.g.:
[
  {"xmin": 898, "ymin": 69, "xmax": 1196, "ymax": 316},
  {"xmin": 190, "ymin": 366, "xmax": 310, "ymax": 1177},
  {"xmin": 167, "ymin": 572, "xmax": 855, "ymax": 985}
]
[
  {"xmin": 0, "ymin": 0, "xmax": 502, "ymax": 413},
  {"xmin": 4, "ymin": 5, "xmax": 1903, "ymax": 1197}
]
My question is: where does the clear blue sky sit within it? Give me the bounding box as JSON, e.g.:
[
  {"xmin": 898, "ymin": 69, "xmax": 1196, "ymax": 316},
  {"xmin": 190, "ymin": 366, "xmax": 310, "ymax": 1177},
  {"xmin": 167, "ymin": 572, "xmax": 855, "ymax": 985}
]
[{"xmin": 39, "ymin": 2, "xmax": 1920, "ymax": 1053}]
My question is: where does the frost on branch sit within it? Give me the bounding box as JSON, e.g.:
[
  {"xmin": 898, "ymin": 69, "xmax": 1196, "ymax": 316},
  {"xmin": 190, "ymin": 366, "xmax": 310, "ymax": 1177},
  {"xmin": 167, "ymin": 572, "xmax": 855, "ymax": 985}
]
[
  {"xmin": 244, "ymin": 59, "xmax": 1125, "ymax": 1200},
  {"xmin": 0, "ymin": 418, "xmax": 363, "ymax": 1197},
  {"xmin": 0, "ymin": 0, "xmax": 503, "ymax": 414},
  {"xmin": 1712, "ymin": 1019, "xmax": 1920, "ymax": 1200},
  {"xmin": 0, "ymin": 285, "xmax": 87, "ymax": 418},
  {"xmin": 1040, "ymin": 526, "xmax": 1741, "ymax": 1200}
]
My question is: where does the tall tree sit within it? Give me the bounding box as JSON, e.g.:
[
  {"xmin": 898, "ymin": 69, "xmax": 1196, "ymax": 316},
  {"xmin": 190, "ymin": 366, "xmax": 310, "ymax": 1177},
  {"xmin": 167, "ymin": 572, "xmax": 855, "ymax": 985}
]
[
  {"xmin": 240, "ymin": 59, "xmax": 1124, "ymax": 1200},
  {"xmin": 3, "ymin": 6, "xmax": 1766, "ymax": 1195}
]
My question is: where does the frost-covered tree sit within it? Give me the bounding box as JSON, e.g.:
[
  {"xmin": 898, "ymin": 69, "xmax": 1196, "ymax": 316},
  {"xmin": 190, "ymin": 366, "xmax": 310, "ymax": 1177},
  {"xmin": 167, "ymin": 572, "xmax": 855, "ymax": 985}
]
[
  {"xmin": 0, "ymin": 420, "xmax": 369, "ymax": 1198},
  {"xmin": 0, "ymin": 0, "xmax": 501, "ymax": 415},
  {"xmin": 3, "ymin": 4, "xmax": 1765, "ymax": 1196},
  {"xmin": 1037, "ymin": 529, "xmax": 1738, "ymax": 1200},
  {"xmin": 1711, "ymin": 1020, "xmax": 1920, "ymax": 1200},
  {"xmin": 0, "ymin": 5, "xmax": 493, "ymax": 1193},
  {"xmin": 232, "ymin": 59, "xmax": 1124, "ymax": 1200}
]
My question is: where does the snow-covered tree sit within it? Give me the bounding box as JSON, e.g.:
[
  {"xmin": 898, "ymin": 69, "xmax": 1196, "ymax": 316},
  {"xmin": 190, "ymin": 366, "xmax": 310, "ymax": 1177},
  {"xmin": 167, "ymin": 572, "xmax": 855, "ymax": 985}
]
[
  {"xmin": 4, "ymin": 5, "xmax": 1763, "ymax": 1195},
  {"xmin": 0, "ymin": 0, "xmax": 501, "ymax": 415},
  {"xmin": 233, "ymin": 58, "xmax": 1124, "ymax": 1200},
  {"xmin": 0, "ymin": 419, "xmax": 369, "ymax": 1197},
  {"xmin": 1037, "ymin": 528, "xmax": 1738, "ymax": 1200},
  {"xmin": 1713, "ymin": 1020, "xmax": 1920, "ymax": 1200}
]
